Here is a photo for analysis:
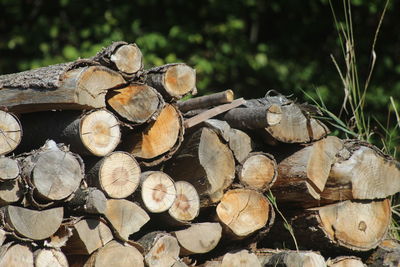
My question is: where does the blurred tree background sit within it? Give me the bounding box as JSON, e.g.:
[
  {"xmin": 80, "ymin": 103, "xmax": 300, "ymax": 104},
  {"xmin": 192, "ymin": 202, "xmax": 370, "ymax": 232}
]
[{"xmin": 0, "ymin": 0, "xmax": 399, "ymax": 152}]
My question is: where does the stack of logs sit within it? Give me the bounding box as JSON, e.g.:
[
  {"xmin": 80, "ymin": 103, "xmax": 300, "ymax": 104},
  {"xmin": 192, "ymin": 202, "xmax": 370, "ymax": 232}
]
[{"xmin": 0, "ymin": 41, "xmax": 399, "ymax": 267}]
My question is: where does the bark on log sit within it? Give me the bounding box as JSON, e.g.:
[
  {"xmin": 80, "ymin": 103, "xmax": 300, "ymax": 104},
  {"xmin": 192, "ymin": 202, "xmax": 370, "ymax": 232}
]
[
  {"xmin": 140, "ymin": 171, "xmax": 176, "ymax": 213},
  {"xmin": 222, "ymin": 105, "xmax": 282, "ymax": 129},
  {"xmin": 0, "ymin": 243, "xmax": 34, "ymax": 267},
  {"xmin": 177, "ymin": 90, "xmax": 234, "ymax": 113},
  {"xmin": 216, "ymin": 188, "xmax": 274, "ymax": 239},
  {"xmin": 0, "ymin": 156, "xmax": 20, "ymax": 181},
  {"xmin": 168, "ymin": 181, "xmax": 200, "ymax": 224},
  {"xmin": 63, "ymin": 218, "xmax": 113, "ymax": 255},
  {"xmin": 255, "ymin": 249, "xmax": 326, "ymax": 267},
  {"xmin": 237, "ymin": 152, "xmax": 277, "ymax": 191},
  {"xmin": 84, "ymin": 240, "xmax": 144, "ymax": 267},
  {"xmin": 0, "ymin": 62, "xmax": 125, "ymax": 113},
  {"xmin": 104, "ymin": 199, "xmax": 150, "ymax": 241},
  {"xmin": 20, "ymin": 141, "xmax": 84, "ymax": 202},
  {"xmin": 33, "ymin": 248, "xmax": 69, "ymax": 267},
  {"xmin": 86, "ymin": 151, "xmax": 141, "ymax": 199},
  {"xmin": 173, "ymin": 222, "xmax": 222, "ymax": 255},
  {"xmin": 366, "ymin": 239, "xmax": 400, "ymax": 267},
  {"xmin": 92, "ymin": 41, "xmax": 143, "ymax": 78},
  {"xmin": 106, "ymin": 83, "xmax": 164, "ymax": 124},
  {"xmin": 122, "ymin": 103, "xmax": 184, "ymax": 167},
  {"xmin": 138, "ymin": 232, "xmax": 181, "ymax": 267},
  {"xmin": 145, "ymin": 63, "xmax": 196, "ymax": 100},
  {"xmin": 67, "ymin": 187, "xmax": 107, "ymax": 214},
  {"xmin": 220, "ymin": 250, "xmax": 261, "ymax": 267},
  {"xmin": 165, "ymin": 127, "xmax": 235, "ymax": 204},
  {"xmin": 0, "ymin": 178, "xmax": 23, "ymax": 206},
  {"xmin": 0, "ymin": 205, "xmax": 63, "ymax": 240},
  {"xmin": 327, "ymin": 256, "xmax": 365, "ymax": 267},
  {"xmin": 19, "ymin": 109, "xmax": 121, "ymax": 156},
  {"xmin": 0, "ymin": 110, "xmax": 22, "ymax": 155}
]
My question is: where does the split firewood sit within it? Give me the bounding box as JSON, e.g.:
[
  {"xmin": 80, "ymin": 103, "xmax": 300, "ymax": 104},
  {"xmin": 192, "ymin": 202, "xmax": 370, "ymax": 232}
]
[
  {"xmin": 138, "ymin": 231, "xmax": 180, "ymax": 267},
  {"xmin": 204, "ymin": 119, "xmax": 253, "ymax": 163},
  {"xmin": 0, "ymin": 61, "xmax": 125, "ymax": 113},
  {"xmin": 145, "ymin": 63, "xmax": 196, "ymax": 100},
  {"xmin": 0, "ymin": 156, "xmax": 20, "ymax": 181},
  {"xmin": 103, "ymin": 199, "xmax": 150, "ymax": 240},
  {"xmin": 84, "ymin": 240, "xmax": 144, "ymax": 267},
  {"xmin": 91, "ymin": 41, "xmax": 143, "ymax": 78},
  {"xmin": 63, "ymin": 218, "xmax": 113, "ymax": 255},
  {"xmin": 165, "ymin": 127, "xmax": 235, "ymax": 204},
  {"xmin": 0, "ymin": 229, "xmax": 6, "ymax": 246},
  {"xmin": 67, "ymin": 187, "xmax": 107, "ymax": 214},
  {"xmin": 173, "ymin": 222, "xmax": 222, "ymax": 255},
  {"xmin": 237, "ymin": 152, "xmax": 277, "ymax": 191},
  {"xmin": 33, "ymin": 248, "xmax": 69, "ymax": 267},
  {"xmin": 255, "ymin": 249, "xmax": 326, "ymax": 267},
  {"xmin": 0, "ymin": 243, "xmax": 34, "ymax": 267},
  {"xmin": 106, "ymin": 83, "xmax": 164, "ymax": 124},
  {"xmin": 86, "ymin": 151, "xmax": 141, "ymax": 199},
  {"xmin": 19, "ymin": 109, "xmax": 121, "ymax": 156},
  {"xmin": 327, "ymin": 256, "xmax": 365, "ymax": 267},
  {"xmin": 0, "ymin": 110, "xmax": 22, "ymax": 155},
  {"xmin": 139, "ymin": 171, "xmax": 176, "ymax": 213},
  {"xmin": 167, "ymin": 181, "xmax": 200, "ymax": 225},
  {"xmin": 366, "ymin": 239, "xmax": 400, "ymax": 267},
  {"xmin": 216, "ymin": 188, "xmax": 274, "ymax": 239},
  {"xmin": 122, "ymin": 103, "xmax": 184, "ymax": 167},
  {"xmin": 0, "ymin": 205, "xmax": 63, "ymax": 240},
  {"xmin": 220, "ymin": 250, "xmax": 261, "ymax": 267},
  {"xmin": 20, "ymin": 140, "xmax": 84, "ymax": 203},
  {"xmin": 177, "ymin": 90, "xmax": 234, "ymax": 113},
  {"xmin": 0, "ymin": 178, "xmax": 23, "ymax": 206}
]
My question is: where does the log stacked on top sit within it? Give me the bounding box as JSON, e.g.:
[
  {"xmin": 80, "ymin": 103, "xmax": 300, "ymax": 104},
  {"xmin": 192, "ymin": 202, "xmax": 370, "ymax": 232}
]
[{"xmin": 0, "ymin": 40, "xmax": 399, "ymax": 266}]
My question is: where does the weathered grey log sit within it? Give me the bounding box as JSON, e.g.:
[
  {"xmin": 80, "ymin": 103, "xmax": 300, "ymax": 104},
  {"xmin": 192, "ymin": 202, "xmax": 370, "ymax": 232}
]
[
  {"xmin": 0, "ymin": 61, "xmax": 125, "ymax": 113},
  {"xmin": 367, "ymin": 239, "xmax": 400, "ymax": 267},
  {"xmin": 177, "ymin": 90, "xmax": 234, "ymax": 113},
  {"xmin": 0, "ymin": 178, "xmax": 23, "ymax": 206},
  {"xmin": 0, "ymin": 110, "xmax": 22, "ymax": 155},
  {"xmin": 222, "ymin": 105, "xmax": 282, "ymax": 129},
  {"xmin": 67, "ymin": 187, "xmax": 107, "ymax": 214},
  {"xmin": 327, "ymin": 256, "xmax": 365, "ymax": 267},
  {"xmin": 0, "ymin": 156, "xmax": 20, "ymax": 181}
]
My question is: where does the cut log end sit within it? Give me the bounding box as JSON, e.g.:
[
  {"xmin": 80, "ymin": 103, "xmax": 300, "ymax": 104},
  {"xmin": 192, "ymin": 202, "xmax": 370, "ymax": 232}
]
[
  {"xmin": 221, "ymin": 250, "xmax": 261, "ymax": 267},
  {"xmin": 239, "ymin": 153, "xmax": 277, "ymax": 191},
  {"xmin": 34, "ymin": 248, "xmax": 69, "ymax": 267},
  {"xmin": 141, "ymin": 171, "xmax": 176, "ymax": 213},
  {"xmin": 168, "ymin": 181, "xmax": 200, "ymax": 222},
  {"xmin": 0, "ymin": 157, "xmax": 20, "ymax": 181},
  {"xmin": 111, "ymin": 44, "xmax": 143, "ymax": 74},
  {"xmin": 0, "ymin": 111, "xmax": 22, "ymax": 155},
  {"xmin": 164, "ymin": 64, "xmax": 196, "ymax": 98}
]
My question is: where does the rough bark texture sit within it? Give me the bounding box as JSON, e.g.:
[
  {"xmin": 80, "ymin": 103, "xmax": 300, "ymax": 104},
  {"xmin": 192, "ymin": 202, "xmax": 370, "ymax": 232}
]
[
  {"xmin": 0, "ymin": 178, "xmax": 23, "ymax": 206},
  {"xmin": 0, "ymin": 110, "xmax": 22, "ymax": 155},
  {"xmin": 178, "ymin": 90, "xmax": 234, "ymax": 113},
  {"xmin": 67, "ymin": 187, "xmax": 107, "ymax": 214},
  {"xmin": 222, "ymin": 105, "xmax": 282, "ymax": 129},
  {"xmin": 366, "ymin": 239, "xmax": 400, "ymax": 267}
]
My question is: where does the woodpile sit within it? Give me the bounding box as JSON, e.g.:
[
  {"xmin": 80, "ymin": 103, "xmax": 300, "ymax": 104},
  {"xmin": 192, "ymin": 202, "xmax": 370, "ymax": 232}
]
[{"xmin": 0, "ymin": 40, "xmax": 399, "ymax": 267}]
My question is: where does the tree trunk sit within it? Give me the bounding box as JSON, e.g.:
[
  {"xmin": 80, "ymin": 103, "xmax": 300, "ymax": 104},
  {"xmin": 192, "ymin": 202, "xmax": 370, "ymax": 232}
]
[
  {"xmin": 255, "ymin": 249, "xmax": 326, "ymax": 267},
  {"xmin": 0, "ymin": 62, "xmax": 125, "ymax": 113},
  {"xmin": 0, "ymin": 110, "xmax": 22, "ymax": 155},
  {"xmin": 216, "ymin": 188, "xmax": 274, "ymax": 239},
  {"xmin": 84, "ymin": 240, "xmax": 144, "ymax": 267},
  {"xmin": 1, "ymin": 205, "xmax": 63, "ymax": 240},
  {"xmin": 138, "ymin": 231, "xmax": 181, "ymax": 267},
  {"xmin": 0, "ymin": 156, "xmax": 20, "ymax": 181},
  {"xmin": 86, "ymin": 151, "xmax": 141, "ymax": 199},
  {"xmin": 19, "ymin": 109, "xmax": 121, "ymax": 156},
  {"xmin": 327, "ymin": 256, "xmax": 365, "ymax": 267},
  {"xmin": 165, "ymin": 127, "xmax": 235, "ymax": 205},
  {"xmin": 173, "ymin": 222, "xmax": 222, "ymax": 255},
  {"xmin": 122, "ymin": 103, "xmax": 184, "ymax": 166},
  {"xmin": 63, "ymin": 218, "xmax": 113, "ymax": 255},
  {"xmin": 139, "ymin": 171, "xmax": 177, "ymax": 213},
  {"xmin": 103, "ymin": 199, "xmax": 150, "ymax": 241},
  {"xmin": 237, "ymin": 152, "xmax": 277, "ymax": 191},
  {"xmin": 0, "ymin": 243, "xmax": 34, "ymax": 267},
  {"xmin": 33, "ymin": 248, "xmax": 69, "ymax": 267},
  {"xmin": 20, "ymin": 140, "xmax": 84, "ymax": 202},
  {"xmin": 168, "ymin": 181, "xmax": 200, "ymax": 224},
  {"xmin": 0, "ymin": 178, "xmax": 23, "ymax": 206},
  {"xmin": 145, "ymin": 63, "xmax": 196, "ymax": 100},
  {"xmin": 92, "ymin": 41, "xmax": 143, "ymax": 78},
  {"xmin": 106, "ymin": 83, "xmax": 164, "ymax": 124},
  {"xmin": 67, "ymin": 187, "xmax": 107, "ymax": 214},
  {"xmin": 178, "ymin": 90, "xmax": 234, "ymax": 113}
]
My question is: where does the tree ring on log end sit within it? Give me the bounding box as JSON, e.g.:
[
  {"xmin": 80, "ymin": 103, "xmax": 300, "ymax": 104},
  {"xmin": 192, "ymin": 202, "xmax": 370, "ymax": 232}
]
[
  {"xmin": 165, "ymin": 64, "xmax": 196, "ymax": 97},
  {"xmin": 141, "ymin": 171, "xmax": 176, "ymax": 213},
  {"xmin": 168, "ymin": 181, "xmax": 200, "ymax": 222},
  {"xmin": 0, "ymin": 110, "xmax": 22, "ymax": 155}
]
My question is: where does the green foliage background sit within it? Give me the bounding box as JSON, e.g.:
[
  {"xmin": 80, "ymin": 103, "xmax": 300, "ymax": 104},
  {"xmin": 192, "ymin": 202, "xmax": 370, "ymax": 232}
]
[{"xmin": 1, "ymin": 0, "xmax": 399, "ymax": 151}]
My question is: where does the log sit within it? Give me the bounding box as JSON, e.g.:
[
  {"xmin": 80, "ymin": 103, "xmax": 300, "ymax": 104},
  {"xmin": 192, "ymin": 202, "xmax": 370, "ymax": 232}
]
[
  {"xmin": 92, "ymin": 41, "xmax": 143, "ymax": 77},
  {"xmin": 19, "ymin": 109, "xmax": 121, "ymax": 156},
  {"xmin": 0, "ymin": 156, "xmax": 20, "ymax": 181},
  {"xmin": 1, "ymin": 205, "xmax": 63, "ymax": 240},
  {"xmin": 63, "ymin": 218, "xmax": 113, "ymax": 255},
  {"xmin": 67, "ymin": 187, "xmax": 107, "ymax": 214},
  {"xmin": 0, "ymin": 110, "xmax": 22, "ymax": 155},
  {"xmin": 177, "ymin": 90, "xmax": 234, "ymax": 113},
  {"xmin": 0, "ymin": 62, "xmax": 125, "ymax": 113},
  {"xmin": 140, "ymin": 171, "xmax": 176, "ymax": 213},
  {"xmin": 168, "ymin": 181, "xmax": 200, "ymax": 224},
  {"xmin": 220, "ymin": 250, "xmax": 261, "ymax": 267},
  {"xmin": 33, "ymin": 248, "xmax": 69, "ymax": 267},
  {"xmin": 0, "ymin": 243, "xmax": 34, "ymax": 267},
  {"xmin": 255, "ymin": 249, "xmax": 326, "ymax": 267},
  {"xmin": 165, "ymin": 127, "xmax": 235, "ymax": 204},
  {"xmin": 216, "ymin": 188, "xmax": 274, "ymax": 239},
  {"xmin": 222, "ymin": 105, "xmax": 282, "ymax": 129},
  {"xmin": 327, "ymin": 256, "xmax": 365, "ymax": 267},
  {"xmin": 173, "ymin": 222, "xmax": 222, "ymax": 255},
  {"xmin": 21, "ymin": 140, "xmax": 84, "ymax": 202},
  {"xmin": 84, "ymin": 240, "xmax": 144, "ymax": 267},
  {"xmin": 138, "ymin": 232, "xmax": 181, "ymax": 267},
  {"xmin": 366, "ymin": 239, "xmax": 400, "ymax": 267},
  {"xmin": 106, "ymin": 83, "xmax": 164, "ymax": 124},
  {"xmin": 145, "ymin": 63, "xmax": 196, "ymax": 100},
  {"xmin": 86, "ymin": 151, "xmax": 141, "ymax": 199},
  {"xmin": 104, "ymin": 199, "xmax": 150, "ymax": 240},
  {"xmin": 0, "ymin": 178, "xmax": 23, "ymax": 206},
  {"xmin": 237, "ymin": 152, "xmax": 277, "ymax": 191},
  {"xmin": 123, "ymin": 103, "xmax": 184, "ymax": 166}
]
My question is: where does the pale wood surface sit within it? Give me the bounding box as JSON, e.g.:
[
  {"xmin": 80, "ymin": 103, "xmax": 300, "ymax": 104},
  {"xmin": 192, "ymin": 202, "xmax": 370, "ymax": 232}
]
[
  {"xmin": 0, "ymin": 157, "xmax": 20, "ymax": 181},
  {"xmin": 33, "ymin": 248, "xmax": 69, "ymax": 267},
  {"xmin": 178, "ymin": 90, "xmax": 234, "ymax": 113},
  {"xmin": 168, "ymin": 181, "xmax": 200, "ymax": 223},
  {"xmin": 0, "ymin": 243, "xmax": 34, "ymax": 267},
  {"xmin": 0, "ymin": 110, "xmax": 22, "ymax": 155}
]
